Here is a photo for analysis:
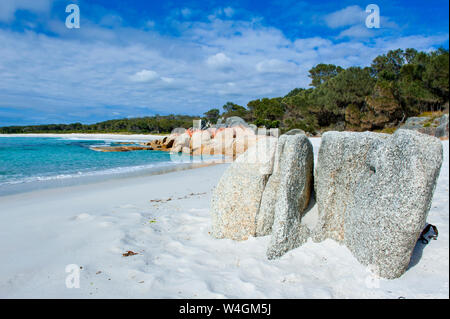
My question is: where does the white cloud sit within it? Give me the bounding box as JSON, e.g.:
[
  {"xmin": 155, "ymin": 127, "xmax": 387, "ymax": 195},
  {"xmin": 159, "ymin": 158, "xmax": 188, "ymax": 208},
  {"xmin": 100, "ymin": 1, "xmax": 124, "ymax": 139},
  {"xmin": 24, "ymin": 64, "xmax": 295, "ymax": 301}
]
[
  {"xmin": 325, "ymin": 6, "xmax": 401, "ymax": 39},
  {"xmin": 129, "ymin": 70, "xmax": 159, "ymax": 82},
  {"xmin": 161, "ymin": 77, "xmax": 175, "ymax": 83},
  {"xmin": 338, "ymin": 24, "xmax": 375, "ymax": 39},
  {"xmin": 206, "ymin": 53, "xmax": 232, "ymax": 68},
  {"xmin": 0, "ymin": 0, "xmax": 52, "ymax": 22},
  {"xmin": 324, "ymin": 5, "xmax": 366, "ymax": 29}
]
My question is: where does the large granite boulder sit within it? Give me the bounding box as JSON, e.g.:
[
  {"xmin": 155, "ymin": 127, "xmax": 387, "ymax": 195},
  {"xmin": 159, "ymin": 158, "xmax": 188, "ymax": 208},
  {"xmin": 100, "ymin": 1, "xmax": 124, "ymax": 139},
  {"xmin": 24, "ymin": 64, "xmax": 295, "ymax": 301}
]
[
  {"xmin": 401, "ymin": 114, "xmax": 449, "ymax": 137},
  {"xmin": 210, "ymin": 137, "xmax": 278, "ymax": 240},
  {"xmin": 313, "ymin": 131, "xmax": 389, "ymax": 243},
  {"xmin": 264, "ymin": 134, "xmax": 314, "ymax": 259},
  {"xmin": 345, "ymin": 129, "xmax": 443, "ymax": 279},
  {"xmin": 314, "ymin": 129, "xmax": 443, "ymax": 279}
]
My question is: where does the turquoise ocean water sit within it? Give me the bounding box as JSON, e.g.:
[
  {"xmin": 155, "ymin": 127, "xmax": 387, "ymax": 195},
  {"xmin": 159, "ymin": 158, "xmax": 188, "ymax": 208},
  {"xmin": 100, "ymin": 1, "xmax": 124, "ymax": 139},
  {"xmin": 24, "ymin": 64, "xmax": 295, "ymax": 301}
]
[{"xmin": 0, "ymin": 137, "xmax": 197, "ymax": 196}]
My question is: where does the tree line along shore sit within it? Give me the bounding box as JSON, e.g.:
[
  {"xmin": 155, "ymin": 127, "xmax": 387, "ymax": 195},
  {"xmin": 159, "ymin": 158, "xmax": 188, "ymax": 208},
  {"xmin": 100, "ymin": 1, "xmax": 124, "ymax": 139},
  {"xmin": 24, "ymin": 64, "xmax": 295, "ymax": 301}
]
[{"xmin": 1, "ymin": 47, "xmax": 448, "ymax": 135}]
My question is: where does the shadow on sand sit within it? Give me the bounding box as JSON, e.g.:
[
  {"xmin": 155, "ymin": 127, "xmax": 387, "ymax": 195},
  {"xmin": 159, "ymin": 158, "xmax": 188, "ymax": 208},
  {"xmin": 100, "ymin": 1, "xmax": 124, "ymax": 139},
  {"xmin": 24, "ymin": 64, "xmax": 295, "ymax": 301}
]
[
  {"xmin": 407, "ymin": 239, "xmax": 427, "ymax": 270},
  {"xmin": 407, "ymin": 223, "xmax": 438, "ymax": 270}
]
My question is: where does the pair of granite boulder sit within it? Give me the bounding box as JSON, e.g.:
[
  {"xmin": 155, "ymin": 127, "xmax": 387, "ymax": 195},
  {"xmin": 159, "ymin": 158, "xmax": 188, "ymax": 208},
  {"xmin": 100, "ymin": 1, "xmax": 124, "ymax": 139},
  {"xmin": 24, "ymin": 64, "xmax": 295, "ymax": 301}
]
[{"xmin": 210, "ymin": 129, "xmax": 443, "ymax": 279}]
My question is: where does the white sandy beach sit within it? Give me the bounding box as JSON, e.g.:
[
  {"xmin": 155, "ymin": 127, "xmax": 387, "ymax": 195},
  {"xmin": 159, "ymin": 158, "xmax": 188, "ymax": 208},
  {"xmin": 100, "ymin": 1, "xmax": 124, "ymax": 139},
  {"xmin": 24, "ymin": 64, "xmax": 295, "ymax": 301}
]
[
  {"xmin": 0, "ymin": 138, "xmax": 448, "ymax": 299},
  {"xmin": 0, "ymin": 133, "xmax": 163, "ymax": 141}
]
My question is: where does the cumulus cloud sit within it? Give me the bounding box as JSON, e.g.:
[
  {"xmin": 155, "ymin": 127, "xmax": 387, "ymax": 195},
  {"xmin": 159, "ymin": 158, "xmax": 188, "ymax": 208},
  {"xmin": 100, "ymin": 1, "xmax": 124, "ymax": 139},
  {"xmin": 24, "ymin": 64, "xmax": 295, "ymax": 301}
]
[
  {"xmin": 206, "ymin": 53, "xmax": 232, "ymax": 68},
  {"xmin": 324, "ymin": 5, "xmax": 366, "ymax": 29},
  {"xmin": 338, "ymin": 24, "xmax": 376, "ymax": 39},
  {"xmin": 324, "ymin": 5, "xmax": 400, "ymax": 39},
  {"xmin": 129, "ymin": 70, "xmax": 159, "ymax": 82}
]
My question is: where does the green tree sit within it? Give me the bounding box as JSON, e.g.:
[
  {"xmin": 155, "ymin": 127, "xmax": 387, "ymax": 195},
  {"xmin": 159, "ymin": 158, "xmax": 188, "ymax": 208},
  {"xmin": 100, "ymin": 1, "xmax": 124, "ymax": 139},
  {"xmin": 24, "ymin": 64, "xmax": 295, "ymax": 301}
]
[
  {"xmin": 314, "ymin": 66, "xmax": 376, "ymax": 127},
  {"xmin": 423, "ymin": 48, "xmax": 449, "ymax": 106},
  {"xmin": 308, "ymin": 64, "xmax": 343, "ymax": 87},
  {"xmin": 221, "ymin": 102, "xmax": 248, "ymax": 118},
  {"xmin": 203, "ymin": 108, "xmax": 220, "ymax": 124},
  {"xmin": 371, "ymin": 49, "xmax": 406, "ymax": 81},
  {"xmin": 247, "ymin": 97, "xmax": 285, "ymax": 126}
]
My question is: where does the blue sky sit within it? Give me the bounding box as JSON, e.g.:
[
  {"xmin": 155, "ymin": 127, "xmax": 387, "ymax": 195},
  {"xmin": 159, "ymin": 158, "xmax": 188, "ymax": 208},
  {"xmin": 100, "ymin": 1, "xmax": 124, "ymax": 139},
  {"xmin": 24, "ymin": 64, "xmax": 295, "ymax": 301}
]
[{"xmin": 0, "ymin": 0, "xmax": 448, "ymax": 126}]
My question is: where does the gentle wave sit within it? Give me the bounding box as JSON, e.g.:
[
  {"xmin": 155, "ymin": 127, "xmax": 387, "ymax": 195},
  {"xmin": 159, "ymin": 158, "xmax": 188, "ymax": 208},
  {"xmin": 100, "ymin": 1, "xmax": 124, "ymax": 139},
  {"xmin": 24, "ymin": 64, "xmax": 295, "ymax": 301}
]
[{"xmin": 0, "ymin": 161, "xmax": 177, "ymax": 186}]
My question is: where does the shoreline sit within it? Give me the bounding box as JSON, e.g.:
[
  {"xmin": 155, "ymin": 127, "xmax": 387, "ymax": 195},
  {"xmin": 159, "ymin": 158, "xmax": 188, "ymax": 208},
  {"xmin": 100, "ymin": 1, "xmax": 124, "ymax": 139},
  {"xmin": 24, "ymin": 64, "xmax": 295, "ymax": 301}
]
[
  {"xmin": 0, "ymin": 133, "xmax": 165, "ymax": 141},
  {"xmin": 0, "ymin": 160, "xmax": 222, "ymax": 197}
]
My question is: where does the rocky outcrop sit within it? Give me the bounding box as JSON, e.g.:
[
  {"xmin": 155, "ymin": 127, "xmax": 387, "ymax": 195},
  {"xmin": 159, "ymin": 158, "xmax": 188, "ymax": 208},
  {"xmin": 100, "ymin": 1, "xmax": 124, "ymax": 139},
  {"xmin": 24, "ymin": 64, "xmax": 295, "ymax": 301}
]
[
  {"xmin": 314, "ymin": 129, "xmax": 443, "ymax": 279},
  {"xmin": 210, "ymin": 127, "xmax": 443, "ymax": 279},
  {"xmin": 101, "ymin": 117, "xmax": 263, "ymax": 157},
  {"xmin": 208, "ymin": 125, "xmax": 445, "ymax": 279},
  {"xmin": 401, "ymin": 113, "xmax": 449, "ymax": 138},
  {"xmin": 210, "ymin": 137, "xmax": 278, "ymax": 240},
  {"xmin": 344, "ymin": 129, "xmax": 443, "ymax": 279},
  {"xmin": 210, "ymin": 131, "xmax": 314, "ymax": 257},
  {"xmin": 265, "ymin": 134, "xmax": 314, "ymax": 259},
  {"xmin": 168, "ymin": 126, "xmax": 260, "ymax": 158},
  {"xmin": 171, "ymin": 132, "xmax": 191, "ymax": 153}
]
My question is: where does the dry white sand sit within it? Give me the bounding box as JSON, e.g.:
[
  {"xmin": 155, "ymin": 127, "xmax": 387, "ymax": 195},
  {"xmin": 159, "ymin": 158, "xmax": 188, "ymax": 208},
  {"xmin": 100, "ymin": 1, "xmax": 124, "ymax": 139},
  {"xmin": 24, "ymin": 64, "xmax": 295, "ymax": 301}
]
[
  {"xmin": 0, "ymin": 133, "xmax": 163, "ymax": 141},
  {"xmin": 0, "ymin": 139, "xmax": 448, "ymax": 298}
]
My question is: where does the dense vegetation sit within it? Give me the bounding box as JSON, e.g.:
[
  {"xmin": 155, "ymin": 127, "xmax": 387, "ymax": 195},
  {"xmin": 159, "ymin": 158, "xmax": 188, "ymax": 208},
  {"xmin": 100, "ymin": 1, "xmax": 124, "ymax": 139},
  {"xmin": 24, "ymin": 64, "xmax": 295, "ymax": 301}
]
[
  {"xmin": 211, "ymin": 47, "xmax": 449, "ymax": 133},
  {"xmin": 1, "ymin": 48, "xmax": 448, "ymax": 135},
  {"xmin": 0, "ymin": 115, "xmax": 198, "ymax": 134}
]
